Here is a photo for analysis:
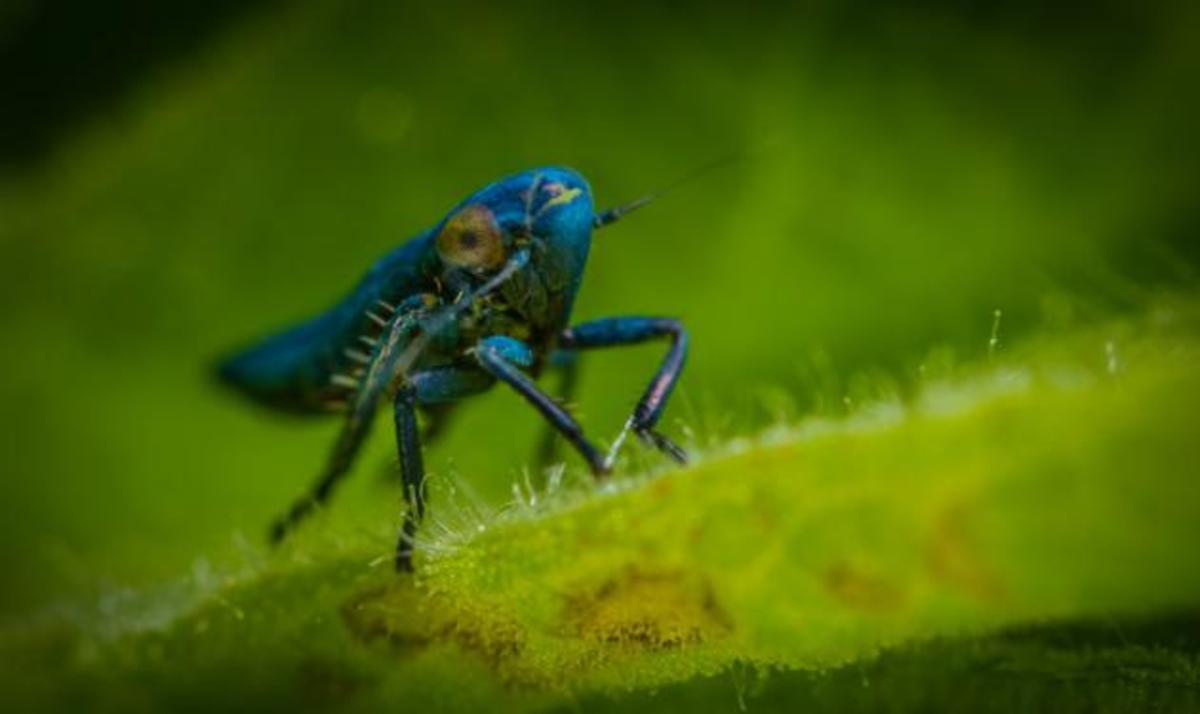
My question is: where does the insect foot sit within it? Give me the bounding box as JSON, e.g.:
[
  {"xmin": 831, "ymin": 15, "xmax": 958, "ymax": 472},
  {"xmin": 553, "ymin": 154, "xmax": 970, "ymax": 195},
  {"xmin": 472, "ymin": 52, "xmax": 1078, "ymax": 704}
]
[
  {"xmin": 591, "ymin": 455, "xmax": 613, "ymax": 478},
  {"xmin": 603, "ymin": 416, "xmax": 688, "ymax": 471},
  {"xmin": 269, "ymin": 496, "xmax": 318, "ymax": 545},
  {"xmin": 636, "ymin": 427, "xmax": 689, "ymax": 465}
]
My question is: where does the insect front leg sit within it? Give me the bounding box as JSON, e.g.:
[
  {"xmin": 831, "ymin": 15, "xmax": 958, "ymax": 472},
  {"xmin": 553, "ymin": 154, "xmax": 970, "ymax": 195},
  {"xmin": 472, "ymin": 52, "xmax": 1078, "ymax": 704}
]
[
  {"xmin": 393, "ymin": 366, "xmax": 494, "ymax": 572},
  {"xmin": 392, "ymin": 384, "xmax": 423, "ymax": 572},
  {"xmin": 474, "ymin": 336, "xmax": 609, "ymax": 476},
  {"xmin": 533, "ymin": 348, "xmax": 580, "ymax": 471},
  {"xmin": 559, "ymin": 317, "xmax": 689, "ymax": 467}
]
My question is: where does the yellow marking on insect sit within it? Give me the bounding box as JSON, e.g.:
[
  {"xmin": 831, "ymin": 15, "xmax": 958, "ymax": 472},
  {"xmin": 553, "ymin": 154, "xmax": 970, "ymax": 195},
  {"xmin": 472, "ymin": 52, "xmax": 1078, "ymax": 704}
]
[{"xmin": 541, "ymin": 184, "xmax": 582, "ymax": 211}]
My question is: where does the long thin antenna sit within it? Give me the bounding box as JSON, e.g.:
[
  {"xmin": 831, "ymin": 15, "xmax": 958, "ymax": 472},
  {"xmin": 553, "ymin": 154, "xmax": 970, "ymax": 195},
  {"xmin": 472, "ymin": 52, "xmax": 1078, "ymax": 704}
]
[
  {"xmin": 593, "ymin": 194, "xmax": 655, "ymax": 229},
  {"xmin": 592, "ymin": 149, "xmax": 751, "ymax": 230}
]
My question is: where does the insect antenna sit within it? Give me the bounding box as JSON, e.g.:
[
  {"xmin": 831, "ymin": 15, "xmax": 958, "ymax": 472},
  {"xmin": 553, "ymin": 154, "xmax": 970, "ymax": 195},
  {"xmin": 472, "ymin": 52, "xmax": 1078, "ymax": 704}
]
[
  {"xmin": 592, "ymin": 148, "xmax": 750, "ymax": 230},
  {"xmin": 593, "ymin": 194, "xmax": 654, "ymax": 229}
]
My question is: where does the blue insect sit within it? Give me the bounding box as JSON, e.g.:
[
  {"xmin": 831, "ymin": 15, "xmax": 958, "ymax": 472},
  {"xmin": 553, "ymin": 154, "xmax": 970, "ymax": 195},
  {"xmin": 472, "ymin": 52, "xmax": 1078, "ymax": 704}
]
[{"xmin": 218, "ymin": 167, "xmax": 688, "ymax": 571}]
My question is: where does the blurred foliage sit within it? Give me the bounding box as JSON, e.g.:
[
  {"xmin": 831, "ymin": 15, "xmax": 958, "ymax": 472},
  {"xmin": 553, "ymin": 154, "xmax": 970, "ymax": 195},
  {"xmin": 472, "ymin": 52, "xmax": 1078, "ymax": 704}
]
[
  {"xmin": 0, "ymin": 0, "xmax": 286, "ymax": 165},
  {"xmin": 0, "ymin": 0, "xmax": 1198, "ymax": 710}
]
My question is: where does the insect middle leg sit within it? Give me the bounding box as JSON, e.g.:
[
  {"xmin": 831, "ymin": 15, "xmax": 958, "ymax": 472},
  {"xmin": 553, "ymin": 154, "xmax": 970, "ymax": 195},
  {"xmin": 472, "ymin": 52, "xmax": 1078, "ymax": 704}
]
[
  {"xmin": 559, "ymin": 316, "xmax": 689, "ymax": 466},
  {"xmin": 393, "ymin": 365, "xmax": 493, "ymax": 572}
]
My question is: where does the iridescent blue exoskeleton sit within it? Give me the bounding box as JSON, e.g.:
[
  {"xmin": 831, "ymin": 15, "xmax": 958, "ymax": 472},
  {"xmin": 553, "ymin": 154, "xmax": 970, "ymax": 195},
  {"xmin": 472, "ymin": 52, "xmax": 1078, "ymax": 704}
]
[{"xmin": 218, "ymin": 167, "xmax": 688, "ymax": 571}]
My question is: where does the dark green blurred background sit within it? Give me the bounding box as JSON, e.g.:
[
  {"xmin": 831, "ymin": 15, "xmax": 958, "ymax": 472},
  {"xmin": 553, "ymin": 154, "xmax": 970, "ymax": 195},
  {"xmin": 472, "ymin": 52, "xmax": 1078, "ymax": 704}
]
[{"xmin": 1, "ymin": 0, "xmax": 1197, "ymax": 617}]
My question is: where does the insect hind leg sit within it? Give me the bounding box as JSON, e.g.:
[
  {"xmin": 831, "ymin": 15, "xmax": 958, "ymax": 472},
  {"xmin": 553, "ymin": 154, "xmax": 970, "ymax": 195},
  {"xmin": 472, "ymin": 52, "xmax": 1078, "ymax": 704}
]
[
  {"xmin": 269, "ymin": 294, "xmax": 435, "ymax": 547},
  {"xmin": 268, "ymin": 394, "xmax": 381, "ymax": 545}
]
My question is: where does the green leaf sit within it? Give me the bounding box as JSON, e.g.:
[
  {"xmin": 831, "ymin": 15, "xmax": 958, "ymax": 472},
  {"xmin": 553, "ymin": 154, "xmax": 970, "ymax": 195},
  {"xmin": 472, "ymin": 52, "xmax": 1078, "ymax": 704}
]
[{"xmin": 6, "ymin": 299, "xmax": 1199, "ymax": 712}]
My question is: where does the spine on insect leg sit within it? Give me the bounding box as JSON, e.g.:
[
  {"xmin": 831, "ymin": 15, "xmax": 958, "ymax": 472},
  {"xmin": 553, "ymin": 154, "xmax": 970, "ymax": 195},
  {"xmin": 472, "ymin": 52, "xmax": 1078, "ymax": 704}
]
[{"xmin": 339, "ymin": 294, "xmax": 440, "ymax": 409}]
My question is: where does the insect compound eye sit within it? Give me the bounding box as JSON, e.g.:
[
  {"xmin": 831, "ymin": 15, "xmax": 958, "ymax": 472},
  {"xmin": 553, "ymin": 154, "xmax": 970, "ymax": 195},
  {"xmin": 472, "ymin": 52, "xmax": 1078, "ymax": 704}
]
[{"xmin": 436, "ymin": 204, "xmax": 506, "ymax": 272}]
